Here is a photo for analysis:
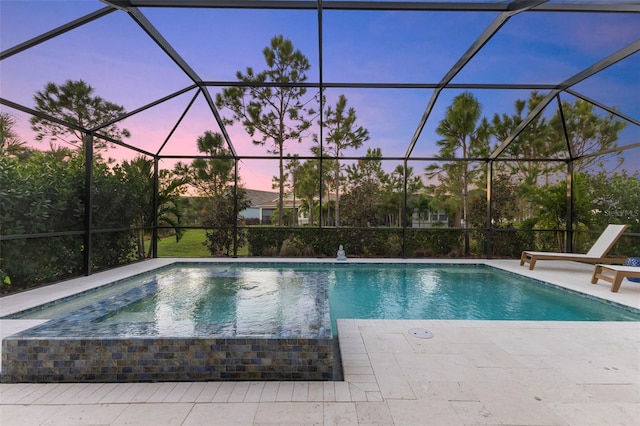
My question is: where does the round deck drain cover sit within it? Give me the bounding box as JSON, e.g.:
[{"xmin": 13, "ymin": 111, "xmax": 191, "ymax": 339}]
[{"xmin": 409, "ymin": 328, "xmax": 433, "ymax": 339}]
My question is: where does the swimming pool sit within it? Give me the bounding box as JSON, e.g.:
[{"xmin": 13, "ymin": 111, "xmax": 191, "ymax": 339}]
[
  {"xmin": 3, "ymin": 262, "xmax": 639, "ymax": 383},
  {"xmin": 10, "ymin": 263, "xmax": 639, "ymax": 323}
]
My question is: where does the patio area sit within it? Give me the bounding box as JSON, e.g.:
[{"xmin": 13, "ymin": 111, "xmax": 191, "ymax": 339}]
[
  {"xmin": 1, "ymin": 259, "xmax": 639, "ymax": 425},
  {"xmin": 2, "ymin": 1, "xmax": 639, "ymax": 423}
]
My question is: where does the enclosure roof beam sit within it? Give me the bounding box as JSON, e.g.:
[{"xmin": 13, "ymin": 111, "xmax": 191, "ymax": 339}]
[
  {"xmin": 0, "ymin": 97, "xmax": 154, "ymax": 157},
  {"xmin": 156, "ymin": 89, "xmax": 202, "ymax": 156},
  {"xmin": 157, "ymin": 153, "xmax": 568, "ymax": 162},
  {"xmin": 404, "ymin": 0, "xmax": 545, "ymax": 159},
  {"xmin": 90, "ymin": 84, "xmax": 199, "ymax": 133},
  {"xmin": 0, "ymin": 7, "xmax": 116, "ymax": 61},
  {"xmin": 101, "ymin": 1, "xmax": 640, "ymax": 13},
  {"xmin": 118, "ymin": 5, "xmax": 238, "ymax": 157},
  {"xmin": 201, "ymin": 81, "xmax": 562, "ymax": 90},
  {"xmin": 576, "ymin": 141, "xmax": 640, "ymax": 161},
  {"xmin": 123, "ymin": 7, "xmax": 203, "ymax": 85},
  {"xmin": 201, "ymin": 87, "xmax": 238, "ymax": 158},
  {"xmin": 1, "ymin": 98, "xmax": 89, "ymax": 134},
  {"xmin": 565, "ymin": 88, "xmax": 640, "ymax": 127},
  {"xmin": 490, "ymin": 39, "xmax": 640, "ymax": 160}
]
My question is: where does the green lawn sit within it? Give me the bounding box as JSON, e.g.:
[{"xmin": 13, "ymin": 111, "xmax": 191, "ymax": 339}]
[
  {"xmin": 157, "ymin": 229, "xmax": 210, "ymax": 257},
  {"xmin": 157, "ymin": 229, "xmax": 248, "ymax": 257}
]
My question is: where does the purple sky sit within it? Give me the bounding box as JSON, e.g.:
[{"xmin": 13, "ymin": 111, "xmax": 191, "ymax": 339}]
[{"xmin": 1, "ymin": 1, "xmax": 639, "ymax": 190}]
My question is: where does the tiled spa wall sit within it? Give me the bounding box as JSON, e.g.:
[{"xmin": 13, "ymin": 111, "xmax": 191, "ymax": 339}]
[{"xmin": 1, "ymin": 336, "xmax": 335, "ymax": 382}]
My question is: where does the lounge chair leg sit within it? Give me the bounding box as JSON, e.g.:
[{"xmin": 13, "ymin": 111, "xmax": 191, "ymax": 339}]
[
  {"xmin": 611, "ymin": 274, "xmax": 624, "ymax": 293},
  {"xmin": 520, "ymin": 252, "xmax": 536, "ymax": 270},
  {"xmin": 591, "ymin": 266, "xmax": 601, "ymax": 284}
]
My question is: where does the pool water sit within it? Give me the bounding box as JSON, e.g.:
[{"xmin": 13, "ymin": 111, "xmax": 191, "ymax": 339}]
[
  {"xmin": 326, "ymin": 264, "xmax": 640, "ymax": 322},
  {"xmin": 11, "ymin": 263, "xmax": 640, "ymax": 328},
  {"xmin": 95, "ymin": 267, "xmax": 329, "ymax": 337}
]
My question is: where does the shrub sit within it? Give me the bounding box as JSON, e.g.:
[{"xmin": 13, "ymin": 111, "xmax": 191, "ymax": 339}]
[
  {"xmin": 245, "ymin": 227, "xmax": 464, "ymax": 258},
  {"xmin": 0, "ymin": 152, "xmax": 142, "ymax": 293},
  {"xmin": 280, "ymin": 234, "xmax": 306, "ymax": 256}
]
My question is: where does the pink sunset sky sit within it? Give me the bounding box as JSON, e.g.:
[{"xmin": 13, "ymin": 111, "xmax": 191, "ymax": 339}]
[{"xmin": 1, "ymin": 1, "xmax": 639, "ymax": 191}]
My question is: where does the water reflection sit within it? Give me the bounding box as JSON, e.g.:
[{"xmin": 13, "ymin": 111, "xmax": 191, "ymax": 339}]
[{"xmin": 102, "ymin": 266, "xmax": 325, "ymax": 336}]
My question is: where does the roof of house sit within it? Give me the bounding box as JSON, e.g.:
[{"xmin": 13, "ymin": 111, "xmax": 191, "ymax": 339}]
[
  {"xmin": 244, "ymin": 188, "xmax": 342, "ymax": 209},
  {"xmin": 244, "ymin": 189, "xmax": 278, "ymax": 207}
]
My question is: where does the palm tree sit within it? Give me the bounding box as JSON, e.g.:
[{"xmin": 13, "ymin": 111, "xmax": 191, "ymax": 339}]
[
  {"xmin": 426, "ymin": 92, "xmax": 490, "ymax": 256},
  {"xmin": 216, "ymin": 35, "xmax": 316, "ymax": 226},
  {"xmin": 492, "ymin": 92, "xmax": 557, "ymax": 184},
  {"xmin": 30, "ymin": 80, "xmax": 130, "ymax": 154},
  {"xmin": 313, "ymin": 94, "xmax": 370, "ymax": 226},
  {"xmin": 293, "ymin": 159, "xmax": 325, "ymax": 226},
  {"xmin": 190, "ymin": 131, "xmax": 235, "ymax": 198},
  {"xmin": 121, "ymin": 156, "xmax": 187, "ymax": 258},
  {"xmin": 0, "ymin": 112, "xmax": 28, "ymax": 158},
  {"xmin": 383, "ymin": 165, "xmax": 424, "ymax": 227}
]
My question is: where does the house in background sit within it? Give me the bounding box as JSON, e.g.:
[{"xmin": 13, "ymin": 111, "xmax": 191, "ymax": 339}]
[
  {"xmin": 241, "ymin": 189, "xmax": 448, "ymax": 227},
  {"xmin": 241, "ymin": 189, "xmax": 279, "ymax": 224},
  {"xmin": 243, "ymin": 190, "xmax": 341, "ymax": 225},
  {"xmin": 411, "ymin": 209, "xmax": 449, "ymax": 228},
  {"xmin": 241, "ymin": 189, "xmax": 304, "ymax": 225},
  {"xmin": 180, "ymin": 191, "xmax": 290, "ymax": 226}
]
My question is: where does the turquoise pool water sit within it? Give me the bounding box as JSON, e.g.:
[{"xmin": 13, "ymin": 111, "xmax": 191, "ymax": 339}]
[
  {"xmin": 95, "ymin": 267, "xmax": 329, "ymax": 337},
  {"xmin": 326, "ymin": 264, "xmax": 640, "ymax": 322},
  {"xmin": 9, "ymin": 263, "xmax": 640, "ymax": 335}
]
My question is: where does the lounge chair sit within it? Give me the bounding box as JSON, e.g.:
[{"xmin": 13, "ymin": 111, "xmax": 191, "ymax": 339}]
[
  {"xmin": 520, "ymin": 224, "xmax": 628, "ymax": 270},
  {"xmin": 591, "ymin": 264, "xmax": 640, "ymax": 292}
]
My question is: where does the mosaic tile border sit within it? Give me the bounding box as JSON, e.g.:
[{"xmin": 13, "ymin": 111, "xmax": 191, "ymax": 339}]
[{"xmin": 1, "ymin": 336, "xmax": 335, "ymax": 382}]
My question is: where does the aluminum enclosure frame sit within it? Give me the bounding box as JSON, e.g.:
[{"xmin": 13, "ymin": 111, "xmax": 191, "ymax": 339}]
[{"xmin": 1, "ymin": 0, "xmax": 639, "ymax": 274}]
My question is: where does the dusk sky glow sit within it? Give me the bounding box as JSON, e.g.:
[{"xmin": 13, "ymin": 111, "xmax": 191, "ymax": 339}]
[{"xmin": 1, "ymin": 1, "xmax": 639, "ymax": 191}]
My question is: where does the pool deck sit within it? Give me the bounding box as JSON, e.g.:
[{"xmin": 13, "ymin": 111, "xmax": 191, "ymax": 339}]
[{"xmin": 1, "ymin": 258, "xmax": 639, "ymax": 425}]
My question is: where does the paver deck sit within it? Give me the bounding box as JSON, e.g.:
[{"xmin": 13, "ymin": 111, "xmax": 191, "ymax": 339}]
[{"xmin": 1, "ymin": 259, "xmax": 639, "ymax": 425}]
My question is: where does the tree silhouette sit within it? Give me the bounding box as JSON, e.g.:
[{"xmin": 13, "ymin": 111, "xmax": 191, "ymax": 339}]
[
  {"xmin": 312, "ymin": 94, "xmax": 369, "ymax": 226},
  {"xmin": 216, "ymin": 35, "xmax": 316, "ymax": 226},
  {"xmin": 426, "ymin": 92, "xmax": 490, "ymax": 256},
  {"xmin": 30, "ymin": 80, "xmax": 130, "ymax": 153}
]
